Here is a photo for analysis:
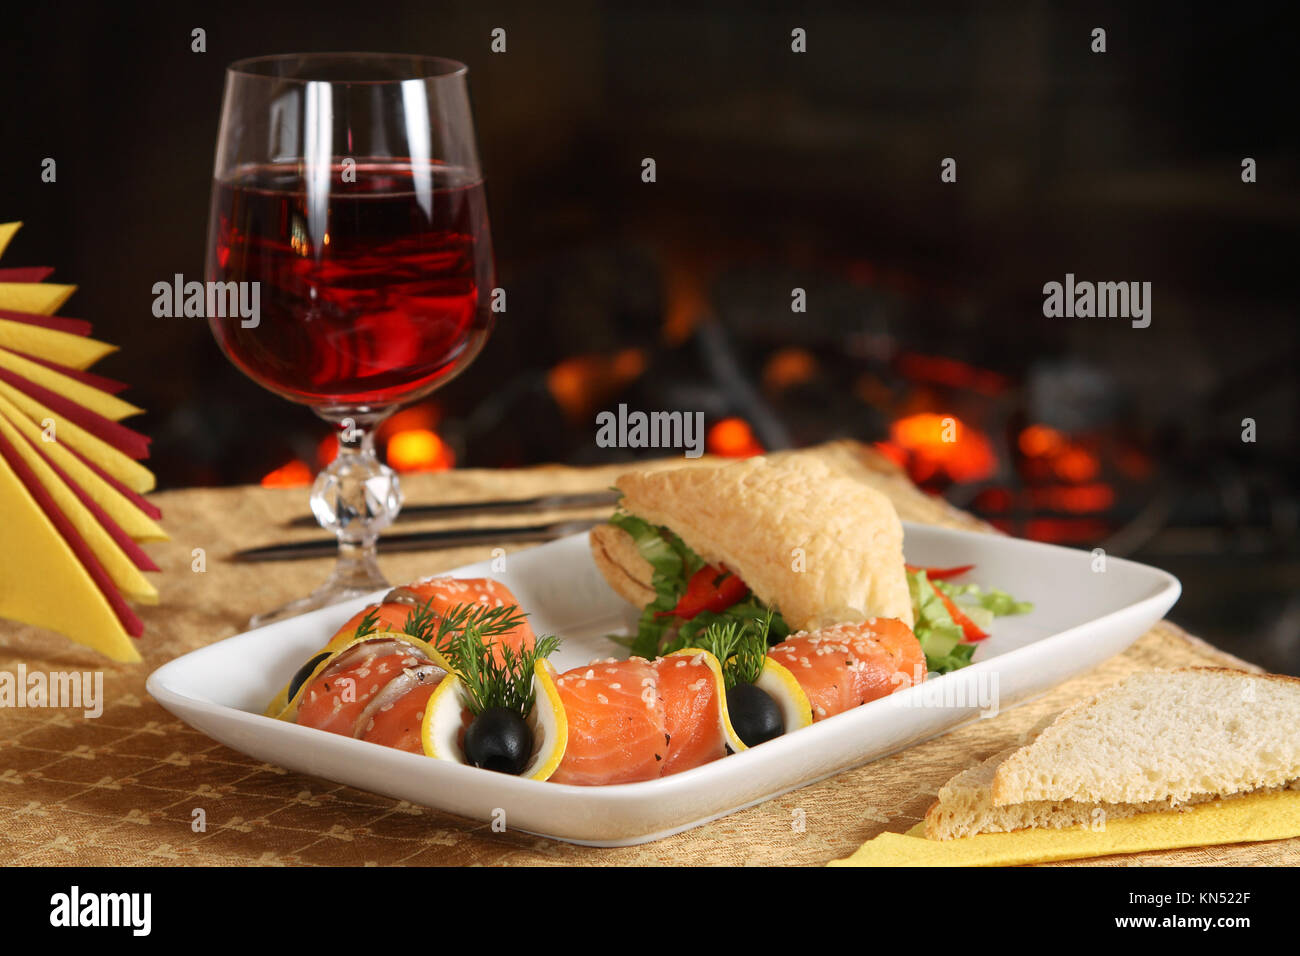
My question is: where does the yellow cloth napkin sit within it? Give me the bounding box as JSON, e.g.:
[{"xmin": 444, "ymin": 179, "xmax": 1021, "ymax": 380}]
[
  {"xmin": 0, "ymin": 220, "xmax": 159, "ymax": 663},
  {"xmin": 829, "ymin": 789, "xmax": 1300, "ymax": 866}
]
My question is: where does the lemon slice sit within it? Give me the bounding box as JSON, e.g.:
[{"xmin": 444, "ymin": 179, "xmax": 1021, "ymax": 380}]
[
  {"xmin": 421, "ymin": 660, "xmax": 568, "ymax": 781},
  {"xmin": 664, "ymin": 648, "xmax": 812, "ymax": 752},
  {"xmin": 754, "ymin": 656, "xmax": 814, "ymax": 735},
  {"xmin": 265, "ymin": 631, "xmax": 452, "ymax": 721}
]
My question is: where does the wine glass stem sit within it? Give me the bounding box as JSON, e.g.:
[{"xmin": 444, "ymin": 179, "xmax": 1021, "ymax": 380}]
[
  {"xmin": 245, "ymin": 420, "xmax": 403, "ymax": 629},
  {"xmin": 310, "ymin": 418, "xmax": 404, "ymax": 592}
]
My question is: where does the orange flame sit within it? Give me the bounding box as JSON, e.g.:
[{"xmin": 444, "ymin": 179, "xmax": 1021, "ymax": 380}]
[
  {"xmin": 387, "ymin": 429, "xmax": 455, "ymax": 472},
  {"xmin": 763, "ymin": 348, "xmax": 818, "ymax": 391},
  {"xmin": 547, "ymin": 349, "xmax": 647, "ymax": 421},
  {"xmin": 378, "ymin": 404, "xmax": 442, "ymax": 440},
  {"xmin": 1018, "ymin": 424, "xmax": 1065, "ymax": 458},
  {"xmin": 707, "ymin": 417, "xmax": 764, "ymax": 458},
  {"xmin": 261, "ymin": 459, "xmax": 313, "ymax": 488},
  {"xmin": 888, "ymin": 412, "xmax": 997, "ymax": 483},
  {"xmin": 1018, "ymin": 425, "xmax": 1101, "ymax": 482}
]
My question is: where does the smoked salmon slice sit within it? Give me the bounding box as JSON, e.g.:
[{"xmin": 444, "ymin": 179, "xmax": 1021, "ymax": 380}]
[
  {"xmin": 768, "ymin": 618, "xmax": 925, "ymax": 721},
  {"xmin": 334, "ymin": 602, "xmax": 415, "ymax": 638},
  {"xmin": 358, "ymin": 665, "xmax": 445, "ymax": 753},
  {"xmin": 399, "ymin": 576, "xmax": 536, "ymax": 662},
  {"xmin": 551, "ymin": 658, "xmax": 667, "ymax": 785},
  {"xmin": 296, "ymin": 639, "xmax": 435, "ymax": 737},
  {"xmin": 550, "ymin": 653, "xmax": 732, "ymax": 785},
  {"xmin": 654, "ymin": 652, "xmax": 727, "ymax": 776}
]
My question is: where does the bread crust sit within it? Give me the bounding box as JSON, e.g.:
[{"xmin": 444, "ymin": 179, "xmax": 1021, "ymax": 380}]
[
  {"xmin": 989, "ymin": 667, "xmax": 1300, "ymax": 808},
  {"xmin": 589, "ymin": 523, "xmax": 656, "ymax": 608},
  {"xmin": 607, "ymin": 455, "xmax": 913, "ymax": 631},
  {"xmin": 926, "ymin": 668, "xmax": 1300, "ymax": 839},
  {"xmin": 922, "ymin": 748, "xmax": 1276, "ymax": 841}
]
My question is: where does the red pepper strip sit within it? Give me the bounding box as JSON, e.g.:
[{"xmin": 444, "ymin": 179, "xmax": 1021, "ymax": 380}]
[
  {"xmin": 656, "ymin": 564, "xmax": 749, "ymax": 620},
  {"xmin": 905, "ymin": 563, "xmax": 975, "ymax": 580},
  {"xmin": 935, "ymin": 589, "xmax": 989, "ymax": 642}
]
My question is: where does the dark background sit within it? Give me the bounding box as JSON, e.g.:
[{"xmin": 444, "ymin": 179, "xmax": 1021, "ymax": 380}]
[{"xmin": 1, "ymin": 1, "xmax": 1297, "ymax": 672}]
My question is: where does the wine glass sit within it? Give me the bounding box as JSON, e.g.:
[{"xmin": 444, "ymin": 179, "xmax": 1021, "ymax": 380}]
[{"xmin": 204, "ymin": 53, "xmax": 494, "ymax": 627}]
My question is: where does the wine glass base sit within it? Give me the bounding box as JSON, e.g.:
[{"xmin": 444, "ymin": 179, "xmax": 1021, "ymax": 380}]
[{"xmin": 247, "ymin": 553, "xmax": 391, "ymax": 630}]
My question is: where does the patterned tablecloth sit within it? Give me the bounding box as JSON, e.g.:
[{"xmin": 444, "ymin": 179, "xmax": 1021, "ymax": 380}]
[{"xmin": 1, "ymin": 442, "xmax": 1293, "ymax": 866}]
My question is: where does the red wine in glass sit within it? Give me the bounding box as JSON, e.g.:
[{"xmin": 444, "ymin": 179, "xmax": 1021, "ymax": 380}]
[
  {"xmin": 208, "ymin": 160, "xmax": 493, "ymax": 410},
  {"xmin": 206, "ymin": 53, "xmax": 494, "ymax": 628}
]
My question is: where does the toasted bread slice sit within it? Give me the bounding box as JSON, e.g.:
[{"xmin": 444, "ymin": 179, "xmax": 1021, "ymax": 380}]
[
  {"xmin": 992, "ymin": 668, "xmax": 1300, "ymax": 806},
  {"xmin": 599, "ymin": 455, "xmax": 912, "ymax": 631},
  {"xmin": 925, "ymin": 668, "xmax": 1300, "ymax": 840},
  {"xmin": 926, "ymin": 748, "xmax": 1220, "ymax": 840},
  {"xmin": 589, "ymin": 523, "xmax": 655, "ymax": 608}
]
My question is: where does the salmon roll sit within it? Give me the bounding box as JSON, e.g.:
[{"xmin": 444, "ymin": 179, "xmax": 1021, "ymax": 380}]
[
  {"xmin": 654, "ymin": 651, "xmax": 728, "ymax": 776},
  {"xmin": 392, "ymin": 576, "xmax": 536, "ymax": 662},
  {"xmin": 356, "ymin": 665, "xmax": 445, "ymax": 753},
  {"xmin": 263, "ymin": 601, "xmax": 429, "ymax": 719},
  {"xmin": 768, "ymin": 618, "xmax": 925, "ymax": 721},
  {"xmin": 549, "ymin": 652, "xmax": 734, "ymax": 785},
  {"xmin": 550, "ymin": 658, "xmax": 667, "ymax": 785},
  {"xmin": 295, "ymin": 637, "xmax": 446, "ymax": 739},
  {"xmin": 335, "ymin": 602, "xmax": 415, "ymax": 639}
]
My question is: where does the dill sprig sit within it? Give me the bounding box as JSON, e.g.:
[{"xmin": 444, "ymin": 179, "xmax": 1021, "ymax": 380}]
[
  {"xmin": 692, "ymin": 609, "xmax": 773, "ymax": 689},
  {"xmin": 443, "ymin": 622, "xmax": 562, "ymax": 718},
  {"xmin": 401, "ymin": 599, "xmax": 530, "ymax": 657},
  {"xmin": 352, "ymin": 607, "xmax": 382, "ymax": 640},
  {"xmin": 400, "ymin": 597, "xmax": 441, "ymax": 645}
]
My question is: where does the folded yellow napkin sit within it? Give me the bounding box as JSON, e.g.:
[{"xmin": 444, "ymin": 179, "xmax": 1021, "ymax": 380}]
[{"xmin": 829, "ymin": 789, "xmax": 1300, "ymax": 866}]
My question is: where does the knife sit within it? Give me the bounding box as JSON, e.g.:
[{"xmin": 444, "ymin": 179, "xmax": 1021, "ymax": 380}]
[
  {"xmin": 234, "ymin": 518, "xmax": 604, "ymax": 562},
  {"xmin": 287, "ymin": 489, "xmax": 620, "ymax": 527}
]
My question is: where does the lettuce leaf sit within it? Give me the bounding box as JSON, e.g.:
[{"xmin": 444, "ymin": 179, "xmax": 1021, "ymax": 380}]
[
  {"xmin": 908, "ymin": 569, "xmax": 1033, "ymax": 673},
  {"xmin": 907, "ymin": 568, "xmax": 976, "ymax": 674},
  {"xmin": 606, "ymin": 510, "xmax": 786, "ymax": 659},
  {"xmin": 934, "ymin": 579, "xmax": 1034, "ymax": 617}
]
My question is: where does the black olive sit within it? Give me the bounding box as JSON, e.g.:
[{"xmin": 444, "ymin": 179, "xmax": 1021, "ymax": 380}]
[
  {"xmin": 463, "ymin": 707, "xmax": 532, "ymax": 775},
  {"xmin": 726, "ymin": 682, "xmax": 784, "ymax": 747},
  {"xmin": 287, "ymin": 651, "xmax": 331, "ymax": 702}
]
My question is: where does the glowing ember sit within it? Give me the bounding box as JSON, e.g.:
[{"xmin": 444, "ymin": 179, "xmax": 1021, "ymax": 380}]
[
  {"xmin": 1018, "ymin": 424, "xmax": 1066, "ymax": 458},
  {"xmin": 888, "ymin": 412, "xmax": 996, "ymax": 483},
  {"xmin": 1030, "ymin": 483, "xmax": 1116, "ymax": 513},
  {"xmin": 378, "ymin": 403, "xmax": 442, "ymax": 440},
  {"xmin": 261, "ymin": 459, "xmax": 313, "ymax": 488},
  {"xmin": 662, "ymin": 263, "xmax": 710, "ymax": 345},
  {"xmin": 763, "ymin": 348, "xmax": 818, "ymax": 391},
  {"xmin": 387, "ymin": 429, "xmax": 454, "ymax": 472},
  {"xmin": 547, "ymin": 349, "xmax": 647, "ymax": 420},
  {"xmin": 897, "ymin": 353, "xmax": 1007, "ymax": 396},
  {"xmin": 1018, "ymin": 424, "xmax": 1101, "ymax": 482},
  {"xmin": 1052, "ymin": 446, "xmax": 1100, "ymax": 482},
  {"xmin": 707, "ymin": 418, "xmax": 764, "ymax": 458},
  {"xmin": 973, "ymin": 487, "xmax": 1014, "ymax": 513}
]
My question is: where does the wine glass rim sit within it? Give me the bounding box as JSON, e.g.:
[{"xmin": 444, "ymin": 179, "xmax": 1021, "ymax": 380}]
[{"xmin": 227, "ymin": 52, "xmax": 468, "ymax": 84}]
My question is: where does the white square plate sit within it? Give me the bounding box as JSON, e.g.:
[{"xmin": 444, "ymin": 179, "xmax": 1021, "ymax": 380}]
[{"xmin": 147, "ymin": 524, "xmax": 1180, "ymax": 846}]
